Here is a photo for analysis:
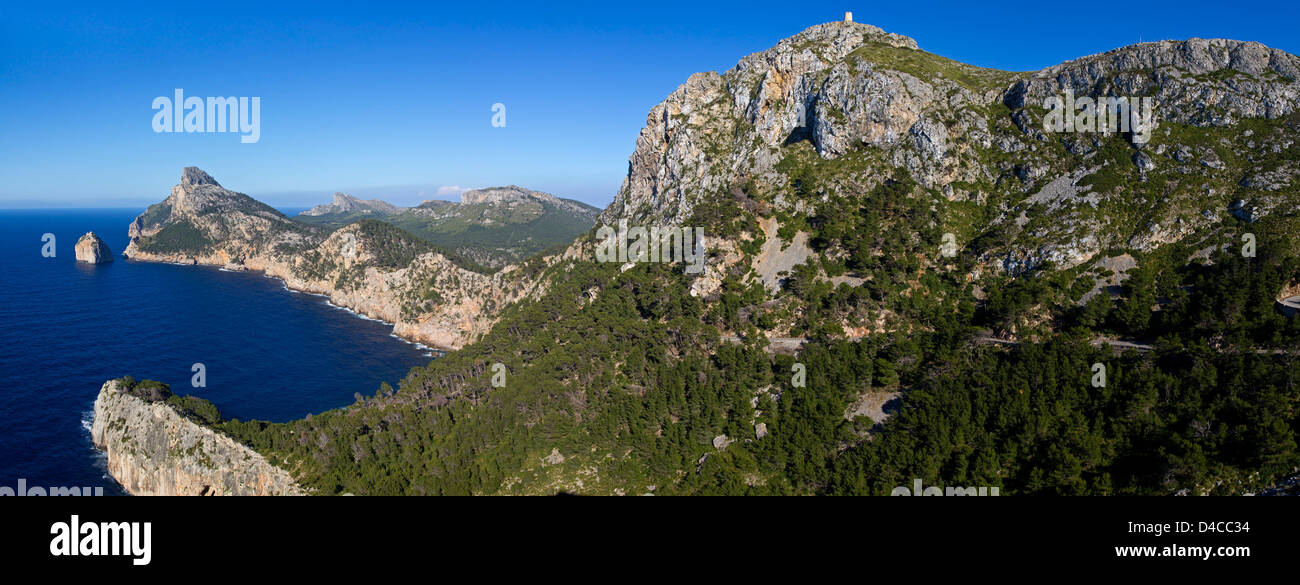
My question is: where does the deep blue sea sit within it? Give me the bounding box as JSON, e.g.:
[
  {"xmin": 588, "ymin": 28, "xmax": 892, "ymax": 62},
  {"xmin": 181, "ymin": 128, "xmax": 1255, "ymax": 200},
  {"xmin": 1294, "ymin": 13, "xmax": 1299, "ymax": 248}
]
[{"xmin": 0, "ymin": 209, "xmax": 436, "ymax": 495}]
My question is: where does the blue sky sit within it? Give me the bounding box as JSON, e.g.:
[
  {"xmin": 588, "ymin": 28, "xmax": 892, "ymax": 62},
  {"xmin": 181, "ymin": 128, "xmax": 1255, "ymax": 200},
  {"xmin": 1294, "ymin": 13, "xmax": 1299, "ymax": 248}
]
[{"xmin": 3, "ymin": 1, "xmax": 1298, "ymax": 209}]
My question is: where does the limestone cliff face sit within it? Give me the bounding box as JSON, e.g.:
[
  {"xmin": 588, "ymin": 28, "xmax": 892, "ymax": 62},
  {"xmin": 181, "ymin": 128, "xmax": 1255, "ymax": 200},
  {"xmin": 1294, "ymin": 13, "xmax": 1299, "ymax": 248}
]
[
  {"xmin": 123, "ymin": 168, "xmax": 548, "ymax": 350},
  {"xmin": 605, "ymin": 24, "xmax": 1300, "ymax": 229},
  {"xmin": 90, "ymin": 380, "xmax": 304, "ymax": 496},
  {"xmin": 600, "ymin": 20, "xmax": 1300, "ymax": 296},
  {"xmin": 1004, "ymin": 38, "xmax": 1300, "ymax": 126},
  {"xmin": 74, "ymin": 232, "xmax": 113, "ymax": 264},
  {"xmin": 600, "ymin": 21, "xmax": 970, "ymax": 227}
]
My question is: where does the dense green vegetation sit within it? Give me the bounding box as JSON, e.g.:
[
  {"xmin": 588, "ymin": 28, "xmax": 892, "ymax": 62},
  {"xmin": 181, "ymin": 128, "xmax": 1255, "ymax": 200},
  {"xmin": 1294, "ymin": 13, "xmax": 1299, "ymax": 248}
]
[
  {"xmin": 845, "ymin": 40, "xmax": 1020, "ymax": 93},
  {"xmin": 136, "ymin": 201, "xmax": 172, "ymax": 230},
  {"xmin": 135, "ymin": 220, "xmax": 212, "ymax": 254},
  {"xmin": 294, "ymin": 220, "xmax": 493, "ymax": 287},
  {"xmin": 200, "ymin": 226, "xmax": 1300, "ymax": 495},
  {"xmin": 114, "ymin": 376, "xmax": 222, "ymax": 425},
  {"xmin": 352, "ymin": 220, "xmax": 437, "ymax": 269},
  {"xmin": 294, "ymin": 198, "xmax": 599, "ymax": 268},
  {"xmin": 390, "ymin": 202, "xmax": 596, "ymax": 261}
]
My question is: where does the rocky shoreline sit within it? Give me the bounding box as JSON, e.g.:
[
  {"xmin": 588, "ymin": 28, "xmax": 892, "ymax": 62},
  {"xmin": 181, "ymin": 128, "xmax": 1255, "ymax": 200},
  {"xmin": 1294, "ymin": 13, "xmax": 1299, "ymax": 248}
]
[{"xmin": 121, "ymin": 244, "xmax": 477, "ymax": 350}]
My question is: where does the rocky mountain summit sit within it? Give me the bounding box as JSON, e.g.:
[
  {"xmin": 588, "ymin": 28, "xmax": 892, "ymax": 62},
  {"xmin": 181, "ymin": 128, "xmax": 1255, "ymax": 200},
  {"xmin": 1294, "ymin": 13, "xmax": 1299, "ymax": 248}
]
[
  {"xmin": 607, "ymin": 22, "xmax": 1300, "ymax": 224},
  {"xmin": 301, "ymin": 192, "xmax": 403, "ymax": 217},
  {"xmin": 126, "ymin": 166, "xmax": 306, "ymax": 251},
  {"xmin": 74, "ymin": 232, "xmax": 112, "ymax": 264},
  {"xmin": 457, "ymin": 185, "xmax": 594, "ymax": 215},
  {"xmin": 602, "ymin": 20, "xmax": 1300, "ymax": 312}
]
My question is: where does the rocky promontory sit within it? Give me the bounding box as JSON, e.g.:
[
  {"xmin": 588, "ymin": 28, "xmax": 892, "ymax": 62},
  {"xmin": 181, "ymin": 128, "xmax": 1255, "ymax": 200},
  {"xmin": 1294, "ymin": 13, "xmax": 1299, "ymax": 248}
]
[
  {"xmin": 91, "ymin": 379, "xmax": 305, "ymax": 496},
  {"xmin": 123, "ymin": 168, "xmax": 552, "ymax": 350},
  {"xmin": 74, "ymin": 232, "xmax": 113, "ymax": 264}
]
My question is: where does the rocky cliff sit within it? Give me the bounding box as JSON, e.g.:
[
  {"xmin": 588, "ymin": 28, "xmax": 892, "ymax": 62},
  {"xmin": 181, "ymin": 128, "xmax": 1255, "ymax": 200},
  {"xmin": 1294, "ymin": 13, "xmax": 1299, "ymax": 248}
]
[
  {"xmin": 74, "ymin": 232, "xmax": 113, "ymax": 264},
  {"xmin": 90, "ymin": 379, "xmax": 304, "ymax": 496},
  {"xmin": 601, "ymin": 20, "xmax": 1300, "ymax": 317},
  {"xmin": 124, "ymin": 168, "xmax": 549, "ymax": 349},
  {"xmin": 606, "ymin": 23, "xmax": 1300, "ymax": 226}
]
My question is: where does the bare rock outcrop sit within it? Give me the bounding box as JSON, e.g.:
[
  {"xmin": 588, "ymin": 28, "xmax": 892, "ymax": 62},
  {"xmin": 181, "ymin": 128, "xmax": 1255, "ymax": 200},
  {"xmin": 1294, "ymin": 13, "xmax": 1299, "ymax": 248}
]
[
  {"xmin": 599, "ymin": 19, "xmax": 1300, "ymax": 294},
  {"xmin": 74, "ymin": 232, "xmax": 113, "ymax": 264},
  {"xmin": 90, "ymin": 379, "xmax": 304, "ymax": 496}
]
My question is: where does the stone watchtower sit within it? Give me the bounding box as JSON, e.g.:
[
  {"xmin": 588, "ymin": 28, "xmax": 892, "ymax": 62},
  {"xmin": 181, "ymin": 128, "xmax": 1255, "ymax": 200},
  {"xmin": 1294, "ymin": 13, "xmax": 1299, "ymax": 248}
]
[{"xmin": 844, "ymin": 12, "xmax": 853, "ymax": 23}]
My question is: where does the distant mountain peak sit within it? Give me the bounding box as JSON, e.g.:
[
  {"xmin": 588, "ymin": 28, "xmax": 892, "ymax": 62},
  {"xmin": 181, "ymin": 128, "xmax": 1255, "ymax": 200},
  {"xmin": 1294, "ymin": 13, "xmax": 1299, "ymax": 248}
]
[
  {"xmin": 461, "ymin": 185, "xmax": 559, "ymax": 206},
  {"xmin": 301, "ymin": 192, "xmax": 402, "ymax": 217},
  {"xmin": 180, "ymin": 167, "xmax": 220, "ymax": 189}
]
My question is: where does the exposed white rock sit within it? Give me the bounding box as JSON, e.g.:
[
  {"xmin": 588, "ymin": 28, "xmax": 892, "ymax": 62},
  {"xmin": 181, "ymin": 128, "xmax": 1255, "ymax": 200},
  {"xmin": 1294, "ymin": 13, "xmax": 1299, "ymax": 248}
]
[
  {"xmin": 74, "ymin": 232, "xmax": 113, "ymax": 264},
  {"xmin": 91, "ymin": 379, "xmax": 304, "ymax": 496}
]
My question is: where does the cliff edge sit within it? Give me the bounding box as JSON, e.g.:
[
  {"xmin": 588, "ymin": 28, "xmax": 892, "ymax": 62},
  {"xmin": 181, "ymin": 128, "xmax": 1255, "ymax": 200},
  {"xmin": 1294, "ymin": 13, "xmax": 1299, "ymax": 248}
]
[{"xmin": 91, "ymin": 379, "xmax": 305, "ymax": 496}]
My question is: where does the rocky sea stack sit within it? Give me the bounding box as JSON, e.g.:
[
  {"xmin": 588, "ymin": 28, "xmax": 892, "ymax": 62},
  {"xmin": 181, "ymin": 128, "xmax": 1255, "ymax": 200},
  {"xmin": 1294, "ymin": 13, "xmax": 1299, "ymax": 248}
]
[{"xmin": 74, "ymin": 231, "xmax": 113, "ymax": 264}]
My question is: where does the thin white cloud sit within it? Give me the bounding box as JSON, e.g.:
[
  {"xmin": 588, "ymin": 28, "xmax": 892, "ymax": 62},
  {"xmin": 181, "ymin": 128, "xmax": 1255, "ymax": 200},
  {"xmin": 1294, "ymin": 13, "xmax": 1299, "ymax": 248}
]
[{"xmin": 435, "ymin": 185, "xmax": 465, "ymax": 197}]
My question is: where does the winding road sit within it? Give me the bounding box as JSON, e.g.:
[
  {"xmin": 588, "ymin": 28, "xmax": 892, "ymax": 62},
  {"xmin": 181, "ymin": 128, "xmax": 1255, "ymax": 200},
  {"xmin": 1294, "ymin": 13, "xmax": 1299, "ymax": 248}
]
[{"xmin": 722, "ymin": 334, "xmax": 1299, "ymax": 356}]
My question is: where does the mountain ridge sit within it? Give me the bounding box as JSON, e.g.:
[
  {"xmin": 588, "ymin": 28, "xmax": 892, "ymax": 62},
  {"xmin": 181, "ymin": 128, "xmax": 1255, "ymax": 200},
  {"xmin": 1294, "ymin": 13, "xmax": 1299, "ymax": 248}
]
[
  {"xmin": 301, "ymin": 192, "xmax": 403, "ymax": 217},
  {"xmin": 295, "ymin": 184, "xmax": 599, "ymax": 267}
]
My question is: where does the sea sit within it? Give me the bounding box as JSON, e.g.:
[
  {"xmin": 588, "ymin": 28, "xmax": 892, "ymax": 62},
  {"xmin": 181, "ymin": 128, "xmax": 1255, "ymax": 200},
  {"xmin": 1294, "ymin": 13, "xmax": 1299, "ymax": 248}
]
[{"xmin": 0, "ymin": 209, "xmax": 436, "ymax": 495}]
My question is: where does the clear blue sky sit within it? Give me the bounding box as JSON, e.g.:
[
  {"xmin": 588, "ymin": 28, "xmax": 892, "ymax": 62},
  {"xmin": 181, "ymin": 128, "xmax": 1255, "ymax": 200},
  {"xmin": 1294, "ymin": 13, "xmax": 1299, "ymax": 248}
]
[{"xmin": 3, "ymin": 1, "xmax": 1297, "ymax": 209}]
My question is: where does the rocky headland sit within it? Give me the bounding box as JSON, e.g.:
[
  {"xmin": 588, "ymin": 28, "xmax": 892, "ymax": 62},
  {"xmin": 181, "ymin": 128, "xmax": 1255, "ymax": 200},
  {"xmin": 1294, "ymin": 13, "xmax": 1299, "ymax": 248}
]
[
  {"xmin": 122, "ymin": 167, "xmax": 555, "ymax": 350},
  {"xmin": 91, "ymin": 379, "xmax": 304, "ymax": 496}
]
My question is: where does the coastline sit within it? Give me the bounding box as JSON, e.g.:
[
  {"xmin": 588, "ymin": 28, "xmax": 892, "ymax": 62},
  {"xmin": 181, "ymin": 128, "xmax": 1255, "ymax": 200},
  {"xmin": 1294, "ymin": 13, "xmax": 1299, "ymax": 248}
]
[{"xmin": 121, "ymin": 247, "xmax": 464, "ymax": 352}]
